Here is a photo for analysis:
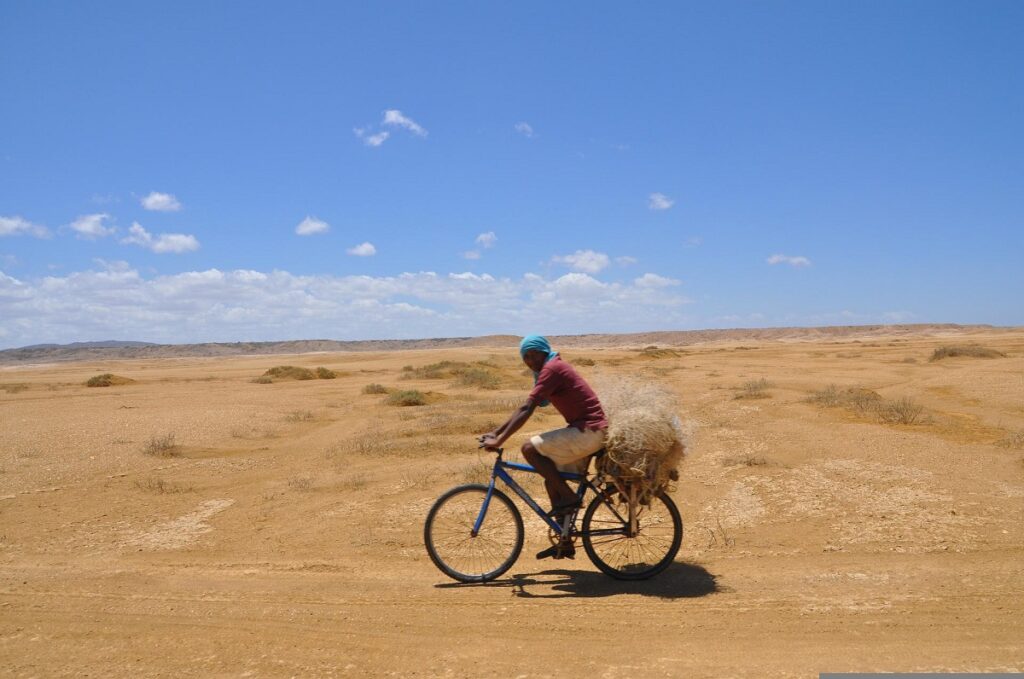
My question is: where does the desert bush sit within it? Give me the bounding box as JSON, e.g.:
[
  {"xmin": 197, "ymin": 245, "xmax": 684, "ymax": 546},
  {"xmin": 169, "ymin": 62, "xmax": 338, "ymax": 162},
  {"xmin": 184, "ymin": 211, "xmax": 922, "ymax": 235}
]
[
  {"xmin": 808, "ymin": 385, "xmax": 923, "ymax": 425},
  {"xmin": 287, "ymin": 475, "xmax": 314, "ymax": 491},
  {"xmin": 85, "ymin": 373, "xmax": 134, "ymax": 387},
  {"xmin": 252, "ymin": 375, "xmax": 273, "ymax": 384},
  {"xmin": 735, "ymin": 378, "xmax": 772, "ymax": 400},
  {"xmin": 386, "ymin": 389, "xmax": 427, "ymax": 406},
  {"xmin": 142, "ymin": 433, "xmax": 180, "ymax": 457},
  {"xmin": 454, "ymin": 367, "xmax": 501, "ymax": 390},
  {"xmin": 362, "ymin": 383, "xmax": 389, "ymax": 394},
  {"xmin": 639, "ymin": 346, "xmax": 681, "ymax": 359},
  {"xmin": 1, "ymin": 383, "xmax": 29, "ymax": 394},
  {"xmin": 284, "ymin": 410, "xmax": 315, "ymax": 422},
  {"xmin": 263, "ymin": 365, "xmax": 315, "ymax": 380},
  {"xmin": 135, "ymin": 477, "xmax": 192, "ymax": 493},
  {"xmin": 929, "ymin": 345, "xmax": 1006, "ymax": 362},
  {"xmin": 996, "ymin": 430, "xmax": 1024, "ymax": 449},
  {"xmin": 573, "ymin": 357, "xmax": 596, "ymax": 367},
  {"xmin": 315, "ymin": 367, "xmax": 337, "ymax": 379},
  {"xmin": 721, "ymin": 454, "xmax": 768, "ymax": 467},
  {"xmin": 879, "ymin": 397, "xmax": 924, "ymax": 425},
  {"xmin": 902, "ymin": 357, "xmax": 918, "ymax": 364}
]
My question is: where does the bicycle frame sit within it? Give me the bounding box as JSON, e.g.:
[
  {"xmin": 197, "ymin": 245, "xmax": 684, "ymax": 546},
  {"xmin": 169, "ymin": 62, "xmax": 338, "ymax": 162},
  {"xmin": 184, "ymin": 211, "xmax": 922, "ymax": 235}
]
[{"xmin": 471, "ymin": 449, "xmax": 628, "ymax": 539}]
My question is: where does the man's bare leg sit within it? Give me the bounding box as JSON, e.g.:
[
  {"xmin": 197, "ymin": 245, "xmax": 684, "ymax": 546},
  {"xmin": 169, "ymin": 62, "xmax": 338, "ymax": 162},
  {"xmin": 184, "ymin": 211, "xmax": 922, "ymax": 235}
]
[{"xmin": 522, "ymin": 441, "xmax": 576, "ymax": 508}]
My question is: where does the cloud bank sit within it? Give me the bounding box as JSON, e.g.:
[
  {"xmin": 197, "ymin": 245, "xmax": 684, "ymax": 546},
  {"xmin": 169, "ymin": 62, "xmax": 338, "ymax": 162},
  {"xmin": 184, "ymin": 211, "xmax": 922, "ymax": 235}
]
[{"xmin": 0, "ymin": 265, "xmax": 690, "ymax": 347}]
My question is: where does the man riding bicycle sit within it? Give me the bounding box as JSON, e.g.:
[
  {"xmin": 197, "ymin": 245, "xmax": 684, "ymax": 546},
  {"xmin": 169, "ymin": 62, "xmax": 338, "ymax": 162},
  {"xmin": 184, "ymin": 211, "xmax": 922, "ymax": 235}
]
[{"xmin": 479, "ymin": 335, "xmax": 608, "ymax": 559}]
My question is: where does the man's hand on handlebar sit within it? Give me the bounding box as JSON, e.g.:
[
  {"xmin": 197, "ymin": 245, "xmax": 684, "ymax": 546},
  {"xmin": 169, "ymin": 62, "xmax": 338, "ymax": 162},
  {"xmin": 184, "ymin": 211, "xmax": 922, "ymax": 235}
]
[{"xmin": 477, "ymin": 434, "xmax": 501, "ymax": 452}]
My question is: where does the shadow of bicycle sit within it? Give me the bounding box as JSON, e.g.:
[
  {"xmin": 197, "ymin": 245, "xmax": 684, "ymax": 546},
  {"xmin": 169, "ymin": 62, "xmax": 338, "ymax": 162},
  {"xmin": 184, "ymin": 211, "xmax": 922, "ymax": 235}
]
[{"xmin": 434, "ymin": 561, "xmax": 719, "ymax": 599}]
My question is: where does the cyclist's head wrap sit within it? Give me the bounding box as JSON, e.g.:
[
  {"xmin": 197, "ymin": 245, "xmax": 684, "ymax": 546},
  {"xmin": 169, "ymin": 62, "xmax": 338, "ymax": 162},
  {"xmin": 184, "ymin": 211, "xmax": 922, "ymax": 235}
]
[
  {"xmin": 519, "ymin": 334, "xmax": 558, "ymax": 362},
  {"xmin": 520, "ymin": 335, "xmax": 558, "ymax": 407}
]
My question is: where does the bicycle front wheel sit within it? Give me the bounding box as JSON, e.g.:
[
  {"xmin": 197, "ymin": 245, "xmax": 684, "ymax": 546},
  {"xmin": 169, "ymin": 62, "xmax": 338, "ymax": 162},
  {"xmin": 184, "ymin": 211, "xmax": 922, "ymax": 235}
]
[
  {"xmin": 581, "ymin": 490, "xmax": 682, "ymax": 580},
  {"xmin": 424, "ymin": 484, "xmax": 524, "ymax": 583}
]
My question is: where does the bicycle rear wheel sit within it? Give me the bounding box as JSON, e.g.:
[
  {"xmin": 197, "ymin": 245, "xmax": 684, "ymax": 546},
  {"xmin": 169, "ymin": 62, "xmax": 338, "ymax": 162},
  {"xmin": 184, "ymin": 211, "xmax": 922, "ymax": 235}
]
[
  {"xmin": 424, "ymin": 484, "xmax": 524, "ymax": 583},
  {"xmin": 581, "ymin": 490, "xmax": 682, "ymax": 580}
]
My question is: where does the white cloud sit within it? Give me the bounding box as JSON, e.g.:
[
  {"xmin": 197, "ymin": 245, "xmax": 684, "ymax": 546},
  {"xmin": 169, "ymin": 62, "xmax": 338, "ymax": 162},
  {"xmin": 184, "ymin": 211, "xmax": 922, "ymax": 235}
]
[
  {"xmin": 121, "ymin": 222, "xmax": 200, "ymax": 254},
  {"xmin": 354, "ymin": 128, "xmax": 390, "ymax": 147},
  {"xmin": 346, "ymin": 242, "xmax": 376, "ymax": 256},
  {"xmin": 616, "ymin": 256, "xmax": 638, "ymax": 266},
  {"xmin": 0, "ymin": 265, "xmax": 692, "ymax": 348},
  {"xmin": 462, "ymin": 250, "xmax": 481, "ymax": 260},
  {"xmin": 475, "ymin": 231, "xmax": 497, "ymax": 248},
  {"xmin": 69, "ymin": 213, "xmax": 115, "ymax": 239},
  {"xmin": 140, "ymin": 192, "xmax": 182, "ymax": 212},
  {"xmin": 383, "ymin": 109, "xmax": 427, "ymax": 136},
  {"xmin": 766, "ymin": 254, "xmax": 811, "ymax": 267},
  {"xmin": 514, "ymin": 122, "xmax": 534, "ymax": 138},
  {"xmin": 295, "ymin": 216, "xmax": 330, "ymax": 236},
  {"xmin": 648, "ymin": 193, "xmax": 674, "ymax": 211},
  {"xmin": 0, "ymin": 215, "xmax": 50, "ymax": 238},
  {"xmin": 552, "ymin": 249, "xmax": 610, "ymax": 274},
  {"xmin": 634, "ymin": 273, "xmax": 680, "ymax": 288}
]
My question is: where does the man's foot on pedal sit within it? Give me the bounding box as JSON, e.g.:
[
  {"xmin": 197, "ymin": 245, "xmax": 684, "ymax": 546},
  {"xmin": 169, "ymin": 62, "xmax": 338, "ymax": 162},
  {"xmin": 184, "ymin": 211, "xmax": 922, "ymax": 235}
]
[
  {"xmin": 536, "ymin": 543, "xmax": 576, "ymax": 560},
  {"xmin": 545, "ymin": 498, "xmax": 582, "ymax": 519}
]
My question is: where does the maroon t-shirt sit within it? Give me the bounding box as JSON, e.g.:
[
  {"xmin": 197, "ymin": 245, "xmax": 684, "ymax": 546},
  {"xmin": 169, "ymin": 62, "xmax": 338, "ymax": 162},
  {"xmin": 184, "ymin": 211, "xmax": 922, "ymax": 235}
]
[{"xmin": 527, "ymin": 357, "xmax": 608, "ymax": 431}]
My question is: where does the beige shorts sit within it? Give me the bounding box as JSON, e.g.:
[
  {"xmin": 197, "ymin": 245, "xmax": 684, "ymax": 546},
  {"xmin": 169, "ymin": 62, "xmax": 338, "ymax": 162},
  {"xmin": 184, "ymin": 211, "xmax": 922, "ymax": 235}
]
[{"xmin": 530, "ymin": 427, "xmax": 607, "ymax": 473}]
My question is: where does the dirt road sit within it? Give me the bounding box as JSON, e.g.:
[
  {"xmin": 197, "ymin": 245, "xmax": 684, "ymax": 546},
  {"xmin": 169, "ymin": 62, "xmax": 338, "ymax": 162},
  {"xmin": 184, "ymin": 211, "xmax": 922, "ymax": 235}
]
[{"xmin": 2, "ymin": 328, "xmax": 1022, "ymax": 676}]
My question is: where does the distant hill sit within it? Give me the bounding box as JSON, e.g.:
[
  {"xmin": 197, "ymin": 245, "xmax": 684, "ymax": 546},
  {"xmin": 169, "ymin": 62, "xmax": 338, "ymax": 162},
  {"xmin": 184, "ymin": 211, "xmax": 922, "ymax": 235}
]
[{"xmin": 0, "ymin": 324, "xmax": 1013, "ymax": 365}]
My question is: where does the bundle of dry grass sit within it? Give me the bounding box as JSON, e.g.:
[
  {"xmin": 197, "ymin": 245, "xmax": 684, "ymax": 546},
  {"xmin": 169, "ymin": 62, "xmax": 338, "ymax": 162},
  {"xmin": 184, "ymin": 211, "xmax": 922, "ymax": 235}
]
[{"xmin": 594, "ymin": 376, "xmax": 690, "ymax": 501}]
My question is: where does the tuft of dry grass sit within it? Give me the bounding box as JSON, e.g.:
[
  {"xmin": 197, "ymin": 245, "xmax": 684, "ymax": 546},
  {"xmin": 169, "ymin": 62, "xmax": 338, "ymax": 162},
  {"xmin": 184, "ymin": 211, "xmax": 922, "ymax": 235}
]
[
  {"xmin": 251, "ymin": 375, "xmax": 273, "ymax": 384},
  {"xmin": 142, "ymin": 433, "xmax": 180, "ymax": 457},
  {"xmin": 284, "ymin": 409, "xmax": 315, "ymax": 422},
  {"xmin": 639, "ymin": 345, "xmax": 681, "ymax": 359},
  {"xmin": 454, "ymin": 367, "xmax": 501, "ymax": 390},
  {"xmin": 263, "ymin": 365, "xmax": 315, "ymax": 380},
  {"xmin": 85, "ymin": 373, "xmax": 134, "ymax": 387},
  {"xmin": 1, "ymin": 383, "xmax": 29, "ymax": 394},
  {"xmin": 929, "ymin": 345, "xmax": 1007, "ymax": 362},
  {"xmin": 386, "ymin": 389, "xmax": 427, "ymax": 406},
  {"xmin": 362, "ymin": 383, "xmax": 389, "ymax": 394},
  {"xmin": 572, "ymin": 357, "xmax": 596, "ymax": 366},
  {"xmin": 902, "ymin": 357, "xmax": 918, "ymax": 364},
  {"xmin": 878, "ymin": 397, "xmax": 924, "ymax": 425},
  {"xmin": 734, "ymin": 378, "xmax": 773, "ymax": 400},
  {"xmin": 807, "ymin": 385, "xmax": 924, "ymax": 425},
  {"xmin": 996, "ymin": 430, "xmax": 1024, "ymax": 449},
  {"xmin": 721, "ymin": 454, "xmax": 768, "ymax": 467},
  {"xmin": 135, "ymin": 477, "xmax": 192, "ymax": 494},
  {"xmin": 287, "ymin": 475, "xmax": 314, "ymax": 491},
  {"xmin": 315, "ymin": 367, "xmax": 337, "ymax": 379}
]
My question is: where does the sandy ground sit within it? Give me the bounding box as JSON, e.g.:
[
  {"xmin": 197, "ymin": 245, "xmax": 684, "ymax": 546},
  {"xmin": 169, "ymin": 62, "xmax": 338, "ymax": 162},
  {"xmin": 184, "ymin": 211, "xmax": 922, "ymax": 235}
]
[{"xmin": 1, "ymin": 328, "xmax": 1022, "ymax": 677}]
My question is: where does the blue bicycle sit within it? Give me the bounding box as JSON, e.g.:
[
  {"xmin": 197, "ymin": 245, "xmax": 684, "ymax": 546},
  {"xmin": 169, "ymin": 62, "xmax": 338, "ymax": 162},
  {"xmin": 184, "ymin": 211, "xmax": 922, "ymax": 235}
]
[{"xmin": 424, "ymin": 447, "xmax": 683, "ymax": 582}]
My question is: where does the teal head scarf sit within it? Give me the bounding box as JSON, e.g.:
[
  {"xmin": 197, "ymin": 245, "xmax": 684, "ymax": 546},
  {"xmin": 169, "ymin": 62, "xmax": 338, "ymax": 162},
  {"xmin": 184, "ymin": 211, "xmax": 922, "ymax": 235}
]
[{"xmin": 520, "ymin": 334, "xmax": 558, "ymax": 407}]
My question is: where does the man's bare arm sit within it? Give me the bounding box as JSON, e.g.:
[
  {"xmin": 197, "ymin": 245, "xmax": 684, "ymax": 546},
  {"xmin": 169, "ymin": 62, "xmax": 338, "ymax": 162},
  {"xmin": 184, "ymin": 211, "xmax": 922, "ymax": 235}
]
[{"xmin": 480, "ymin": 401, "xmax": 537, "ymax": 450}]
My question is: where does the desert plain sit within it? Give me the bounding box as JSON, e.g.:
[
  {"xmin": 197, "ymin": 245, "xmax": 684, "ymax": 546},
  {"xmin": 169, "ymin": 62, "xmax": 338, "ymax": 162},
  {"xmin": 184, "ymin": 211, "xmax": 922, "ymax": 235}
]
[{"xmin": 1, "ymin": 325, "xmax": 1022, "ymax": 677}]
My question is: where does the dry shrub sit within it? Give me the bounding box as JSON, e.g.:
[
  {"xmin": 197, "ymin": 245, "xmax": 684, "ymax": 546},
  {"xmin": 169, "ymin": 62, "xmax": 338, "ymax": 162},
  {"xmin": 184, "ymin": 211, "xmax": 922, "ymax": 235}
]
[
  {"xmin": 315, "ymin": 367, "xmax": 337, "ymax": 379},
  {"xmin": 879, "ymin": 397, "xmax": 924, "ymax": 425},
  {"xmin": 263, "ymin": 365, "xmax": 315, "ymax": 380},
  {"xmin": 287, "ymin": 475, "xmax": 314, "ymax": 491},
  {"xmin": 902, "ymin": 357, "xmax": 918, "ymax": 364},
  {"xmin": 1, "ymin": 383, "xmax": 29, "ymax": 394},
  {"xmin": 573, "ymin": 357, "xmax": 596, "ymax": 367},
  {"xmin": 251, "ymin": 375, "xmax": 273, "ymax": 384},
  {"xmin": 929, "ymin": 345, "xmax": 1006, "ymax": 362},
  {"xmin": 996, "ymin": 431, "xmax": 1024, "ymax": 449},
  {"xmin": 362, "ymin": 383, "xmax": 389, "ymax": 394},
  {"xmin": 85, "ymin": 373, "xmax": 134, "ymax": 387},
  {"xmin": 454, "ymin": 367, "xmax": 501, "ymax": 390},
  {"xmin": 639, "ymin": 346, "xmax": 680, "ymax": 359},
  {"xmin": 593, "ymin": 376, "xmax": 690, "ymax": 501},
  {"xmin": 284, "ymin": 409, "xmax": 315, "ymax": 422},
  {"xmin": 142, "ymin": 433, "xmax": 179, "ymax": 457},
  {"xmin": 135, "ymin": 477, "xmax": 192, "ymax": 493},
  {"xmin": 386, "ymin": 389, "xmax": 427, "ymax": 406},
  {"xmin": 735, "ymin": 378, "xmax": 772, "ymax": 400},
  {"xmin": 807, "ymin": 385, "xmax": 924, "ymax": 425}
]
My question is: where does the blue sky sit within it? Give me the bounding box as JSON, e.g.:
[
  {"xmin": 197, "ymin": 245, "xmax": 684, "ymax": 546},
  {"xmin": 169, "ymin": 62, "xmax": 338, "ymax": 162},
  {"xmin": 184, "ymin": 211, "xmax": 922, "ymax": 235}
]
[{"xmin": 1, "ymin": 1, "xmax": 1021, "ymax": 348}]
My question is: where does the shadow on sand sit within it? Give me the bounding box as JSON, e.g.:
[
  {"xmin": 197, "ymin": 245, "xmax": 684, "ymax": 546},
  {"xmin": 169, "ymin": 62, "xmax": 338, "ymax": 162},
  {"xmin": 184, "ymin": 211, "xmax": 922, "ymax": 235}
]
[{"xmin": 434, "ymin": 561, "xmax": 719, "ymax": 599}]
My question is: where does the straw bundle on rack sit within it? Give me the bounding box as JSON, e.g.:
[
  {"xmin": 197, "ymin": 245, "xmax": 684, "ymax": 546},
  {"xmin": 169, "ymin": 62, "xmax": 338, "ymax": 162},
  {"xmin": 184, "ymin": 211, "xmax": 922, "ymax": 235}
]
[{"xmin": 594, "ymin": 377, "xmax": 690, "ymax": 501}]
